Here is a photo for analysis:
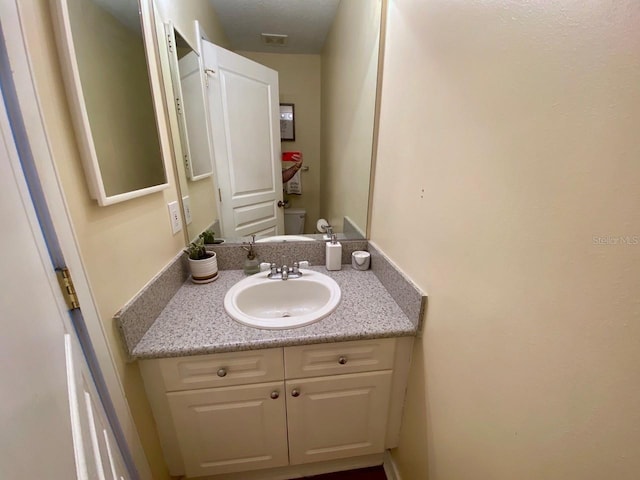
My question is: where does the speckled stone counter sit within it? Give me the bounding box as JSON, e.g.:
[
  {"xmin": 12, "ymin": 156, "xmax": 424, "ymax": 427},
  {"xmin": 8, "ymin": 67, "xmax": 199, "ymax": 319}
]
[{"xmin": 130, "ymin": 266, "xmax": 417, "ymax": 359}]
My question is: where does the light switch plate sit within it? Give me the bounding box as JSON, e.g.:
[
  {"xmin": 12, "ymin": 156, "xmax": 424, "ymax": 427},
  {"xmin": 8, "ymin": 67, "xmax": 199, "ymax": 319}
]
[
  {"xmin": 168, "ymin": 201, "xmax": 182, "ymax": 234},
  {"xmin": 182, "ymin": 196, "xmax": 192, "ymax": 225}
]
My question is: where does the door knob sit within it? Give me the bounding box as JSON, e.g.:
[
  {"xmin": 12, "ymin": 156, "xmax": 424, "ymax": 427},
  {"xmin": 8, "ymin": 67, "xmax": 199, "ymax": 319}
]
[
  {"xmin": 291, "ymin": 388, "xmax": 300, "ymax": 397},
  {"xmin": 217, "ymin": 368, "xmax": 227, "ymax": 377},
  {"xmin": 277, "ymin": 200, "xmax": 288, "ymax": 208},
  {"xmin": 270, "ymin": 391, "xmax": 280, "ymax": 399},
  {"xmin": 338, "ymin": 356, "xmax": 347, "ymax": 365}
]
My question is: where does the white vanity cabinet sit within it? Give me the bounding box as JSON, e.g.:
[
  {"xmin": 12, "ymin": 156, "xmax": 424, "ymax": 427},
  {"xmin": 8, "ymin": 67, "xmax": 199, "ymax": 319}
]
[
  {"xmin": 140, "ymin": 337, "xmax": 413, "ymax": 479},
  {"xmin": 286, "ymin": 371, "xmax": 392, "ymax": 465},
  {"xmin": 167, "ymin": 381, "xmax": 289, "ymax": 477},
  {"xmin": 284, "ymin": 340, "xmax": 396, "ymax": 465}
]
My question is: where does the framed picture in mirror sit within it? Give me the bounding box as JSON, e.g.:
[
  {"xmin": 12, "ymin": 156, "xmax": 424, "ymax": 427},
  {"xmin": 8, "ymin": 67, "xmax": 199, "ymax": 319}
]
[{"xmin": 279, "ymin": 103, "xmax": 295, "ymax": 141}]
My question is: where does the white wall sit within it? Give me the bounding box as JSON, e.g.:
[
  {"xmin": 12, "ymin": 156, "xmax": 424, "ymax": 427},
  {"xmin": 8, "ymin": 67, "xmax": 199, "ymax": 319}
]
[{"xmin": 372, "ymin": 1, "xmax": 640, "ymax": 479}]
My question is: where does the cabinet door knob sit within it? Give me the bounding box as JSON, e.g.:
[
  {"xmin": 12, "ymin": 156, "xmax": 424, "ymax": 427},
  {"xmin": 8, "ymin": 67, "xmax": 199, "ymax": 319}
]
[
  {"xmin": 291, "ymin": 388, "xmax": 300, "ymax": 397},
  {"xmin": 217, "ymin": 368, "xmax": 227, "ymax": 377},
  {"xmin": 338, "ymin": 356, "xmax": 348, "ymax": 365},
  {"xmin": 270, "ymin": 391, "xmax": 280, "ymax": 399}
]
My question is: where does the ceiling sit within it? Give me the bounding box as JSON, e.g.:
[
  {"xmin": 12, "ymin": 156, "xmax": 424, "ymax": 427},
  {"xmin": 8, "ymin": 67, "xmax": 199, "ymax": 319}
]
[{"xmin": 209, "ymin": 0, "xmax": 341, "ymax": 54}]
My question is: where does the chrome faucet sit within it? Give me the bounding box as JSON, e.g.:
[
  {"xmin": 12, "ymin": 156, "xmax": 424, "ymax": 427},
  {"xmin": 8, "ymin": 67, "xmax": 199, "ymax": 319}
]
[{"xmin": 267, "ymin": 262, "xmax": 303, "ymax": 280}]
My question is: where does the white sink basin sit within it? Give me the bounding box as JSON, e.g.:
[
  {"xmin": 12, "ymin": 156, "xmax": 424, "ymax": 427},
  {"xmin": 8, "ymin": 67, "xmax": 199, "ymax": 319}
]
[
  {"xmin": 255, "ymin": 235, "xmax": 315, "ymax": 243},
  {"xmin": 224, "ymin": 269, "xmax": 341, "ymax": 329}
]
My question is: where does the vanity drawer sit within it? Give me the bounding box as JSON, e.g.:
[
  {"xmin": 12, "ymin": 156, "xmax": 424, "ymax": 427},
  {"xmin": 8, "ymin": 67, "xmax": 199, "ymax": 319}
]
[
  {"xmin": 284, "ymin": 338, "xmax": 396, "ymax": 379},
  {"xmin": 158, "ymin": 348, "xmax": 284, "ymax": 392}
]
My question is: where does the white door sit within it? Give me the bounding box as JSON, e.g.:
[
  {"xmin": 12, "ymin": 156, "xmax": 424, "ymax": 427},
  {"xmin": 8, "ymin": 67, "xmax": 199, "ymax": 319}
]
[
  {"xmin": 0, "ymin": 91, "xmax": 128, "ymax": 479},
  {"xmin": 202, "ymin": 40, "xmax": 285, "ymax": 238},
  {"xmin": 286, "ymin": 371, "xmax": 393, "ymax": 465}
]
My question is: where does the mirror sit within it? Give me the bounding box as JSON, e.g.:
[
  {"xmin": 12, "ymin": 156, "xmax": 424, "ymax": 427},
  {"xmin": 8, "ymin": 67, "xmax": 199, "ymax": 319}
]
[
  {"xmin": 53, "ymin": 0, "xmax": 169, "ymax": 206},
  {"xmin": 157, "ymin": 0, "xmax": 383, "ymax": 244}
]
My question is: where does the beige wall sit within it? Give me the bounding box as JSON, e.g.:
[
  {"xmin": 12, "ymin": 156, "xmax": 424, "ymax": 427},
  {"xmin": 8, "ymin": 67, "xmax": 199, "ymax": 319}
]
[
  {"xmin": 321, "ymin": 0, "xmax": 381, "ymax": 233},
  {"xmin": 156, "ymin": 0, "xmax": 230, "ymax": 242},
  {"xmin": 372, "ymin": 1, "xmax": 640, "ymax": 479},
  {"xmin": 19, "ymin": 1, "xmax": 190, "ymax": 478},
  {"xmin": 240, "ymin": 51, "xmax": 321, "ymax": 234}
]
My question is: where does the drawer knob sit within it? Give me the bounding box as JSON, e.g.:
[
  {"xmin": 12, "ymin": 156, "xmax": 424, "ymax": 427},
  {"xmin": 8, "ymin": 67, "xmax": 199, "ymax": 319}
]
[
  {"xmin": 217, "ymin": 368, "xmax": 227, "ymax": 377},
  {"xmin": 338, "ymin": 356, "xmax": 348, "ymax": 365},
  {"xmin": 270, "ymin": 391, "xmax": 280, "ymax": 400},
  {"xmin": 291, "ymin": 388, "xmax": 300, "ymax": 398}
]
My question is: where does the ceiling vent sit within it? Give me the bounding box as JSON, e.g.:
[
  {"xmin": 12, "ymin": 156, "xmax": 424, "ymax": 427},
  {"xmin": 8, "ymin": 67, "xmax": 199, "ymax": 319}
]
[{"xmin": 261, "ymin": 33, "xmax": 288, "ymax": 47}]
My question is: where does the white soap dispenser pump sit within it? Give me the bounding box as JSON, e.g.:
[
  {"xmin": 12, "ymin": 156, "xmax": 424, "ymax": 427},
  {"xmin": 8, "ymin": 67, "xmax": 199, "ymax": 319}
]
[{"xmin": 325, "ymin": 234, "xmax": 342, "ymax": 271}]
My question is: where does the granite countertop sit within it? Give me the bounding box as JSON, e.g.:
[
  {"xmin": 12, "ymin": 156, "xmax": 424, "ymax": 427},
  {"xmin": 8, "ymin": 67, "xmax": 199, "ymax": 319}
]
[{"xmin": 131, "ymin": 266, "xmax": 417, "ymax": 359}]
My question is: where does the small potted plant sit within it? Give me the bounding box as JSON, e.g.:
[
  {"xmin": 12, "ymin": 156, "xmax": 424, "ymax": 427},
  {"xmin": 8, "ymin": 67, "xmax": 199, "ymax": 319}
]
[
  {"xmin": 186, "ymin": 238, "xmax": 218, "ymax": 283},
  {"xmin": 199, "ymin": 229, "xmax": 224, "ymax": 245}
]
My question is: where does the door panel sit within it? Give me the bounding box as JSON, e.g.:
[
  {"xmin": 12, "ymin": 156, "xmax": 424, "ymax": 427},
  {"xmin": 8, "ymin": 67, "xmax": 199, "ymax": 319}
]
[
  {"xmin": 202, "ymin": 40, "xmax": 284, "ymax": 238},
  {"xmin": 221, "ymin": 71, "xmax": 274, "ymax": 194}
]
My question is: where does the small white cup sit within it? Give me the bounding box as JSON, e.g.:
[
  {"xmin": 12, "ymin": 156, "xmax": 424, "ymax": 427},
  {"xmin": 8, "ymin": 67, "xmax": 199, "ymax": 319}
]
[{"xmin": 351, "ymin": 250, "xmax": 371, "ymax": 270}]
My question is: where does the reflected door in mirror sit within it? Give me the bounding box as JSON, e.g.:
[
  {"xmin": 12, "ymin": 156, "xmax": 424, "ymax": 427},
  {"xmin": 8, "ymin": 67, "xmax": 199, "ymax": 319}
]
[{"xmin": 203, "ymin": 40, "xmax": 285, "ymax": 238}]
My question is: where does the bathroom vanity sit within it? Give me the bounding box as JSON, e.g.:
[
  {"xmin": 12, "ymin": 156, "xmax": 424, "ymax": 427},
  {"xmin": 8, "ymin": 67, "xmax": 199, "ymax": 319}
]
[
  {"xmin": 118, "ymin": 245, "xmax": 424, "ymax": 479},
  {"xmin": 140, "ymin": 337, "xmax": 413, "ymax": 478}
]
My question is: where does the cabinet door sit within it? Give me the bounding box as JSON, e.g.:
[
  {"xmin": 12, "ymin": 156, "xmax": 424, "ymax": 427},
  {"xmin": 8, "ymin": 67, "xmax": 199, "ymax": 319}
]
[
  {"xmin": 167, "ymin": 381, "xmax": 288, "ymax": 477},
  {"xmin": 286, "ymin": 371, "xmax": 393, "ymax": 465}
]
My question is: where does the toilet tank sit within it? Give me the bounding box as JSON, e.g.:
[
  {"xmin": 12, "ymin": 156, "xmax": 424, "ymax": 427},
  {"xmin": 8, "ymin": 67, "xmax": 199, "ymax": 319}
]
[{"xmin": 284, "ymin": 208, "xmax": 306, "ymax": 235}]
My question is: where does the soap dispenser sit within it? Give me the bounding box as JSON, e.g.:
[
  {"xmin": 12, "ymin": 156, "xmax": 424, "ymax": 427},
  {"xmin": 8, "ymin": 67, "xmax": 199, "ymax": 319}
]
[
  {"xmin": 243, "ymin": 235, "xmax": 260, "ymax": 275},
  {"xmin": 325, "ymin": 234, "xmax": 342, "ymax": 271}
]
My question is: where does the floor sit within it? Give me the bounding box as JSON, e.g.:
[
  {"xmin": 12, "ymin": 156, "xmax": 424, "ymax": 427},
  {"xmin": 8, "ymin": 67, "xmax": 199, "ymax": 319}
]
[{"xmin": 305, "ymin": 466, "xmax": 387, "ymax": 479}]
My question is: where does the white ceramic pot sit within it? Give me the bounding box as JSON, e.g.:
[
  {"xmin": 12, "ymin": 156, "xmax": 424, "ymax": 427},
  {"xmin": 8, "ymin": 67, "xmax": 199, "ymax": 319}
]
[{"xmin": 188, "ymin": 252, "xmax": 218, "ymax": 283}]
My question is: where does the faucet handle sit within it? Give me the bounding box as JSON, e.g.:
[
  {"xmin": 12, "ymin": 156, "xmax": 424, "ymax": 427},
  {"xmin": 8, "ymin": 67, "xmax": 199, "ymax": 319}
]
[
  {"xmin": 292, "ymin": 262, "xmax": 299, "ymax": 274},
  {"xmin": 259, "ymin": 262, "xmax": 271, "ymax": 272},
  {"xmin": 298, "ymin": 260, "xmax": 310, "ymax": 269}
]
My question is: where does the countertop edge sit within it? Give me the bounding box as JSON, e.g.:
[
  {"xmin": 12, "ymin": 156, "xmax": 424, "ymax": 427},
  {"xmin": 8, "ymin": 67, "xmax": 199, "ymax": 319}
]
[{"xmin": 132, "ymin": 328, "xmax": 417, "ymax": 360}]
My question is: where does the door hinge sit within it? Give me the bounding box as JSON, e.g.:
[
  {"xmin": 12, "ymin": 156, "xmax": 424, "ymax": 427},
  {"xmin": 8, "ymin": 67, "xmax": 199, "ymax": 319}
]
[
  {"xmin": 175, "ymin": 97, "xmax": 182, "ymax": 115},
  {"xmin": 56, "ymin": 267, "xmax": 80, "ymax": 311},
  {"xmin": 218, "ymin": 188, "xmax": 222, "ymax": 202},
  {"xmin": 166, "ymin": 33, "xmax": 174, "ymax": 53}
]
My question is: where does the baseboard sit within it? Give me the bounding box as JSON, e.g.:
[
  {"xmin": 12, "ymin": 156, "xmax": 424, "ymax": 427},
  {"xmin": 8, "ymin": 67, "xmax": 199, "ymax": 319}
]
[{"xmin": 383, "ymin": 450, "xmax": 402, "ymax": 480}]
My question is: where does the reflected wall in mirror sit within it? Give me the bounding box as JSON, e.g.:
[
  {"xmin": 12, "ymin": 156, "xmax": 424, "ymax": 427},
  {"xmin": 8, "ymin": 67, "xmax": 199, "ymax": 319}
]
[
  {"xmin": 156, "ymin": 0, "xmax": 383, "ymax": 243},
  {"xmin": 53, "ymin": 0, "xmax": 169, "ymax": 206},
  {"xmin": 155, "ymin": 20, "xmax": 220, "ymax": 243}
]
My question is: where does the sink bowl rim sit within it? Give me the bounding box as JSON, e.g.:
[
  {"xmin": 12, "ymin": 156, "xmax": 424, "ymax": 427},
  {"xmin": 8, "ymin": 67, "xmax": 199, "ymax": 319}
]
[{"xmin": 223, "ymin": 269, "xmax": 341, "ymax": 329}]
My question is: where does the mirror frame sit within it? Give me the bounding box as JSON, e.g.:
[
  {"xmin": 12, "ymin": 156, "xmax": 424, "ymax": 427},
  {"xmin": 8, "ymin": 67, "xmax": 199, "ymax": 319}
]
[
  {"xmin": 53, "ymin": 0, "xmax": 170, "ymax": 206},
  {"xmin": 366, "ymin": 0, "xmax": 388, "ymax": 240}
]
